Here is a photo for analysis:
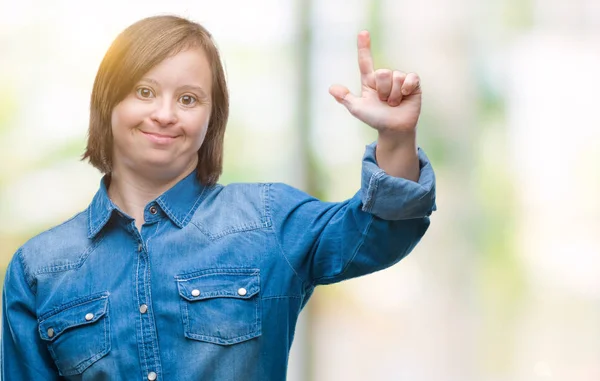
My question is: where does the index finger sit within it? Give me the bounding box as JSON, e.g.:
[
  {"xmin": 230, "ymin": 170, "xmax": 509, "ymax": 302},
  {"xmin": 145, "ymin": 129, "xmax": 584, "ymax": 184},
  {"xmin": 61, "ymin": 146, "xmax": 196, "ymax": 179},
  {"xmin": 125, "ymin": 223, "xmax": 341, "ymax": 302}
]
[{"xmin": 357, "ymin": 30, "xmax": 375, "ymax": 86}]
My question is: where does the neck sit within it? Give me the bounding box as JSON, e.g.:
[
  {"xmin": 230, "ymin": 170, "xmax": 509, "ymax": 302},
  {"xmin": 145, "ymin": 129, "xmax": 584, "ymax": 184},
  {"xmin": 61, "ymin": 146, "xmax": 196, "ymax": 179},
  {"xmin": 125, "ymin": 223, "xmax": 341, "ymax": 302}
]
[{"xmin": 107, "ymin": 163, "xmax": 196, "ymax": 230}]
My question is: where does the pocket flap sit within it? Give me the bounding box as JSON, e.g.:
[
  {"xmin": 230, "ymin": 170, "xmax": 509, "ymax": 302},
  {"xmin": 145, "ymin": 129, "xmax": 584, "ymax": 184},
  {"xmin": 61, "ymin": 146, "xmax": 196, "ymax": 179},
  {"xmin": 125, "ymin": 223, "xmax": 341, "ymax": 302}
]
[
  {"xmin": 176, "ymin": 269, "xmax": 260, "ymax": 302},
  {"xmin": 38, "ymin": 293, "xmax": 109, "ymax": 342}
]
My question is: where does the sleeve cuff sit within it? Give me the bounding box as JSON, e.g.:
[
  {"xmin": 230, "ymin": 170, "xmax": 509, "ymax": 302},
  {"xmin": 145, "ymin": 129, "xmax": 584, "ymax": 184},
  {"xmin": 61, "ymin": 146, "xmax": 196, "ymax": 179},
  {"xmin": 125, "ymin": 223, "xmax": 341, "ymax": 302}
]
[{"xmin": 360, "ymin": 142, "xmax": 437, "ymax": 220}]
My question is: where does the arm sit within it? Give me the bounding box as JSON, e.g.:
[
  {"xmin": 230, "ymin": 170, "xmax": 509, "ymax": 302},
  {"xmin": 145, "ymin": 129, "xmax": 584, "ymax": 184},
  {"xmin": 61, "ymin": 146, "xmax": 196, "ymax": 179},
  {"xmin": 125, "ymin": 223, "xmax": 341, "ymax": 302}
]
[
  {"xmin": 270, "ymin": 142, "xmax": 435, "ymax": 287},
  {"xmin": 2, "ymin": 250, "xmax": 61, "ymax": 380},
  {"xmin": 271, "ymin": 31, "xmax": 435, "ymax": 287}
]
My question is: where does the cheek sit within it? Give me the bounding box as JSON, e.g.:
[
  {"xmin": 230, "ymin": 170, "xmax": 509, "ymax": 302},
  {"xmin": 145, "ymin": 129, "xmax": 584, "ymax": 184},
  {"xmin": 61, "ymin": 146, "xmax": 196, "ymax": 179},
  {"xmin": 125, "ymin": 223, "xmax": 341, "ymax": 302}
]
[
  {"xmin": 186, "ymin": 110, "xmax": 211, "ymax": 142},
  {"xmin": 110, "ymin": 104, "xmax": 126, "ymax": 134},
  {"xmin": 111, "ymin": 100, "xmax": 142, "ymax": 133}
]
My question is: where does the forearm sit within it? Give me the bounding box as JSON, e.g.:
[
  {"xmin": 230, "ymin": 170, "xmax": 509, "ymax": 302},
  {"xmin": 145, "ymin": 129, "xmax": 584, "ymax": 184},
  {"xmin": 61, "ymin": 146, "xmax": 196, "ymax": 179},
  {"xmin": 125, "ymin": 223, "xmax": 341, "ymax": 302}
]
[{"xmin": 375, "ymin": 131, "xmax": 420, "ymax": 181}]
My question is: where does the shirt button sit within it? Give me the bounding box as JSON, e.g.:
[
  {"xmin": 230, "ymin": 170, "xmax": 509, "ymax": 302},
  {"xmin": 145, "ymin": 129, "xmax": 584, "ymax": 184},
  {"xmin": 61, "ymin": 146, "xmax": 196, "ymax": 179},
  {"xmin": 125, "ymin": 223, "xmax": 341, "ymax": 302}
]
[
  {"xmin": 147, "ymin": 371, "xmax": 157, "ymax": 380},
  {"xmin": 139, "ymin": 304, "xmax": 148, "ymax": 314},
  {"xmin": 47, "ymin": 328, "xmax": 55, "ymax": 338},
  {"xmin": 191, "ymin": 289, "xmax": 200, "ymax": 297},
  {"xmin": 149, "ymin": 206, "xmax": 158, "ymax": 215},
  {"xmin": 237, "ymin": 288, "xmax": 247, "ymax": 296},
  {"xmin": 85, "ymin": 313, "xmax": 94, "ymax": 321},
  {"xmin": 138, "ymin": 243, "xmax": 143, "ymax": 252}
]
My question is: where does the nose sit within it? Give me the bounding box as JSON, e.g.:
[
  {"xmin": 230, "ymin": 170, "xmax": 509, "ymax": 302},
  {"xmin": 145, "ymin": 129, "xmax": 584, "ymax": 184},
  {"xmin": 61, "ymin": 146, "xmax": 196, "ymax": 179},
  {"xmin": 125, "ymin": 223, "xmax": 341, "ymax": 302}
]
[{"xmin": 150, "ymin": 98, "xmax": 178, "ymax": 126}]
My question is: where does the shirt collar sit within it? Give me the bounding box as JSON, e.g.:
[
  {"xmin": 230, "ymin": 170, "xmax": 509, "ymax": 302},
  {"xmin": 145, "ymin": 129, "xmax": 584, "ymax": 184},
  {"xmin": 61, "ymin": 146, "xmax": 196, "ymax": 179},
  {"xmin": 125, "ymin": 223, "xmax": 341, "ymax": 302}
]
[{"xmin": 87, "ymin": 171, "xmax": 207, "ymax": 239}]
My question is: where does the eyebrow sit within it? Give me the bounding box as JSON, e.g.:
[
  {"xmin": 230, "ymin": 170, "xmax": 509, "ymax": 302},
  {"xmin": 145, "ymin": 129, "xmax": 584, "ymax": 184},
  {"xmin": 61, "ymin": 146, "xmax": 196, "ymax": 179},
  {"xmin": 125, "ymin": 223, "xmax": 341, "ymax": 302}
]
[{"xmin": 139, "ymin": 78, "xmax": 209, "ymax": 98}]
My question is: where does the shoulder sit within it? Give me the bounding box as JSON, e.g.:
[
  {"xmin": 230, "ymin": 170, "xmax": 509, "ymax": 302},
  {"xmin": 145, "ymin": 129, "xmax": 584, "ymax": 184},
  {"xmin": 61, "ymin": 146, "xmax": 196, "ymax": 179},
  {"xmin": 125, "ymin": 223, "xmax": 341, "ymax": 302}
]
[
  {"xmin": 188, "ymin": 182, "xmax": 311, "ymax": 239},
  {"xmin": 202, "ymin": 182, "xmax": 315, "ymax": 211},
  {"xmin": 202, "ymin": 182, "xmax": 268, "ymax": 205},
  {"xmin": 16, "ymin": 209, "xmax": 93, "ymax": 279}
]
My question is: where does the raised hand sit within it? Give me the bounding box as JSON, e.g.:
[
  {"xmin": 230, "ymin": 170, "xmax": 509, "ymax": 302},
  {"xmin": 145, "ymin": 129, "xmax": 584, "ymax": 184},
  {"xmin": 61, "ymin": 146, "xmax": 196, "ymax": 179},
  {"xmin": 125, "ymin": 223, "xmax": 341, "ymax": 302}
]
[
  {"xmin": 329, "ymin": 30, "xmax": 422, "ymax": 181},
  {"xmin": 329, "ymin": 31, "xmax": 422, "ymax": 138}
]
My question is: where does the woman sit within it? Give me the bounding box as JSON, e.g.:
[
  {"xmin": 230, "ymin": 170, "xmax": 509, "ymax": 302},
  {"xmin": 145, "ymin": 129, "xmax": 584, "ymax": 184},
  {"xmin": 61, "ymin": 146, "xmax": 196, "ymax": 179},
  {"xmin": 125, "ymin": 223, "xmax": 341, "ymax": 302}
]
[{"xmin": 2, "ymin": 15, "xmax": 436, "ymax": 380}]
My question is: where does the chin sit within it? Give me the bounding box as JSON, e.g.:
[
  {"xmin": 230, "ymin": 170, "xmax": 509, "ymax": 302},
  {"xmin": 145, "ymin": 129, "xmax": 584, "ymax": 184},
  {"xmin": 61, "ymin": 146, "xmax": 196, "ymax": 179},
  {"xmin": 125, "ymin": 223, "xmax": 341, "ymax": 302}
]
[
  {"xmin": 143, "ymin": 156, "xmax": 197, "ymax": 174},
  {"xmin": 142, "ymin": 157, "xmax": 178, "ymax": 169}
]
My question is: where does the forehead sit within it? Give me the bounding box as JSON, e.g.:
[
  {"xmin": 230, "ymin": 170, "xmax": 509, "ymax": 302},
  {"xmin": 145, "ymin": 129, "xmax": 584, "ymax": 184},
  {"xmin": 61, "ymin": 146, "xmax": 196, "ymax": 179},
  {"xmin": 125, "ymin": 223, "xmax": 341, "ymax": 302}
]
[{"xmin": 142, "ymin": 47, "xmax": 212, "ymax": 89}]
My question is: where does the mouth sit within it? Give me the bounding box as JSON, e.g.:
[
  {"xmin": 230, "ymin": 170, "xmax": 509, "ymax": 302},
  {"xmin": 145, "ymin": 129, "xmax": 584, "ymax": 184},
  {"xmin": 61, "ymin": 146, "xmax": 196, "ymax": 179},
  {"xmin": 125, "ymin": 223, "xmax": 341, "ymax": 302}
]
[{"xmin": 141, "ymin": 131, "xmax": 178, "ymax": 145}]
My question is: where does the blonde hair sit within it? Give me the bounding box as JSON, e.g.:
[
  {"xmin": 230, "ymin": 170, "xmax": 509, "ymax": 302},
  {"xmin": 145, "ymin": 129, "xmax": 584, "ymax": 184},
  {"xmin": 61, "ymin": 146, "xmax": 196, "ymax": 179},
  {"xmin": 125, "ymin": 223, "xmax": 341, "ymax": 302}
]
[{"xmin": 82, "ymin": 15, "xmax": 229, "ymax": 185}]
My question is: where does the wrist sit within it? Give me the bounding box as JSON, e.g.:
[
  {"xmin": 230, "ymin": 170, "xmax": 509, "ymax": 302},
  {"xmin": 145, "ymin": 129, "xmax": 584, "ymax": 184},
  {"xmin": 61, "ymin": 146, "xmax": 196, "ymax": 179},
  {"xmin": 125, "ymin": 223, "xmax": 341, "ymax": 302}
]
[{"xmin": 377, "ymin": 130, "xmax": 417, "ymax": 153}]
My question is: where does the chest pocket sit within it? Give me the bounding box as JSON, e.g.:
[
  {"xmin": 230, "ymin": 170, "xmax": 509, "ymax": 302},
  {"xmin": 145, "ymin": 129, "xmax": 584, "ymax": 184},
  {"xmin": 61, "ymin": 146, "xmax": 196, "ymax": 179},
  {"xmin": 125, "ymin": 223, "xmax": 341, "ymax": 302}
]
[
  {"xmin": 38, "ymin": 292, "xmax": 110, "ymax": 376},
  {"xmin": 176, "ymin": 269, "xmax": 261, "ymax": 345}
]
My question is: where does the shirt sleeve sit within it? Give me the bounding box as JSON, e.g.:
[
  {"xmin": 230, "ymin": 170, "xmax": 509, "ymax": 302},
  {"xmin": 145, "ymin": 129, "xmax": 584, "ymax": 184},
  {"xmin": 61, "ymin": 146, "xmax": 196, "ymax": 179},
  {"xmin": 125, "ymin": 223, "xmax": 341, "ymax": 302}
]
[
  {"xmin": 269, "ymin": 143, "xmax": 436, "ymax": 288},
  {"xmin": 361, "ymin": 142, "xmax": 436, "ymax": 219},
  {"xmin": 2, "ymin": 249, "xmax": 62, "ymax": 380}
]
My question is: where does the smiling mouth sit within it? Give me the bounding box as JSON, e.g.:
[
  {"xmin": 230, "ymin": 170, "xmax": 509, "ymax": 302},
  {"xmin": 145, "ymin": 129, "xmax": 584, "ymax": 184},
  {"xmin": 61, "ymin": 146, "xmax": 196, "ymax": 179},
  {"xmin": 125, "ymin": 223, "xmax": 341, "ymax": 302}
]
[{"xmin": 141, "ymin": 131, "xmax": 178, "ymax": 144}]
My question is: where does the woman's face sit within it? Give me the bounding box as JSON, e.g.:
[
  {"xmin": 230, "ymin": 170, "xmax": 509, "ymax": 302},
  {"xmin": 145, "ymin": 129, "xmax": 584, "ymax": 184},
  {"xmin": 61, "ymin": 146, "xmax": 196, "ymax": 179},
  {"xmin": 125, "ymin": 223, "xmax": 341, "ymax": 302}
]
[{"xmin": 110, "ymin": 47, "xmax": 212, "ymax": 179}]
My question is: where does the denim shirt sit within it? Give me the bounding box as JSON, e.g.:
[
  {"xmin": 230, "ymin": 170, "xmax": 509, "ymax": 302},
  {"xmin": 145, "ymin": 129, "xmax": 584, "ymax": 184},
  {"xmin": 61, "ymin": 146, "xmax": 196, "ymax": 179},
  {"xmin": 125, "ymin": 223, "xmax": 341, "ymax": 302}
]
[{"xmin": 1, "ymin": 143, "xmax": 436, "ymax": 381}]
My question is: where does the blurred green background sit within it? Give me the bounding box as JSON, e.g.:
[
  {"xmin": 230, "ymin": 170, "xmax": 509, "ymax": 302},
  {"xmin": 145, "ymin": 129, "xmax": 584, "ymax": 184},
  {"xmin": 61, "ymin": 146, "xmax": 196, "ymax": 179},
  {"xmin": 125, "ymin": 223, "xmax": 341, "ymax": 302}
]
[{"xmin": 1, "ymin": 0, "xmax": 599, "ymax": 380}]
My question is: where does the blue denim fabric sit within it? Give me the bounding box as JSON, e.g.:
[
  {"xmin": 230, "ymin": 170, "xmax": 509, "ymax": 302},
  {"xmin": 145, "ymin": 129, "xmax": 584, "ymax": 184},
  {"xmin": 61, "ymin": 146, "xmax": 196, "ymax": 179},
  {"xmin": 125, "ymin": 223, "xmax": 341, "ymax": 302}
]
[{"xmin": 1, "ymin": 143, "xmax": 436, "ymax": 380}]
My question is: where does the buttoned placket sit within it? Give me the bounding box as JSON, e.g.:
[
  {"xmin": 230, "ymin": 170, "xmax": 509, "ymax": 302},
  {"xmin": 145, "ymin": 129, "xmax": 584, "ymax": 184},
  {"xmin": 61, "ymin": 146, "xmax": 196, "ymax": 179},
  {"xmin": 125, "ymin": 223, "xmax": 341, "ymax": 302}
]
[{"xmin": 134, "ymin": 223, "xmax": 163, "ymax": 381}]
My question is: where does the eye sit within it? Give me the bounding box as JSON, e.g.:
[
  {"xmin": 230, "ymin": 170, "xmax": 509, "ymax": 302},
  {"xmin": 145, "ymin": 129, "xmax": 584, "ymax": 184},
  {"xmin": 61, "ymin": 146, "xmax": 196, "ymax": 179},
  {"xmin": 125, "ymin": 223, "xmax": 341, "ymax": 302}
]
[
  {"xmin": 136, "ymin": 87, "xmax": 154, "ymax": 99},
  {"xmin": 179, "ymin": 95, "xmax": 197, "ymax": 106}
]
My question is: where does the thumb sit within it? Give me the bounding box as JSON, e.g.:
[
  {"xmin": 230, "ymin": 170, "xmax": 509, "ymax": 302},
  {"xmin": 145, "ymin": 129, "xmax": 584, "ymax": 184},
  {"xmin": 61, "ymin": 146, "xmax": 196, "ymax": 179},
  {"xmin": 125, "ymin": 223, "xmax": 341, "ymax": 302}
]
[{"xmin": 329, "ymin": 84, "xmax": 359, "ymax": 111}]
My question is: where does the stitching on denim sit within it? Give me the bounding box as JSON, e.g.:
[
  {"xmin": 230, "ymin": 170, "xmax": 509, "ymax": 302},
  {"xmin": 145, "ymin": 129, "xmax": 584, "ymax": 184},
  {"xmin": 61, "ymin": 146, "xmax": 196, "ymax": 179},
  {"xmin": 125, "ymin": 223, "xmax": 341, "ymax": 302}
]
[
  {"xmin": 158, "ymin": 199, "xmax": 183, "ymax": 227},
  {"xmin": 179, "ymin": 289, "xmax": 259, "ymax": 300},
  {"xmin": 104, "ymin": 297, "xmax": 111, "ymax": 353},
  {"xmin": 181, "ymin": 297, "xmax": 190, "ymax": 334},
  {"xmin": 77, "ymin": 233, "xmax": 106, "ymax": 265},
  {"xmin": 88, "ymin": 207, "xmax": 112, "ymax": 238},
  {"xmin": 71, "ymin": 308, "xmax": 111, "ymax": 375},
  {"xmin": 158, "ymin": 183, "xmax": 214, "ymax": 228},
  {"xmin": 177, "ymin": 269, "xmax": 262, "ymax": 344},
  {"xmin": 181, "ymin": 186, "xmax": 207, "ymax": 226},
  {"xmin": 261, "ymin": 295, "xmax": 302, "ymax": 300},
  {"xmin": 175, "ymin": 271, "xmax": 260, "ymax": 304},
  {"xmin": 176, "ymin": 272, "xmax": 260, "ymax": 300},
  {"xmin": 262, "ymin": 183, "xmax": 272, "ymax": 224},
  {"xmin": 312, "ymin": 213, "xmax": 374, "ymax": 284},
  {"xmin": 38, "ymin": 292, "xmax": 109, "ymax": 322},
  {"xmin": 256, "ymin": 272, "xmax": 260, "ymax": 332},
  {"xmin": 72, "ymin": 346, "xmax": 109, "ymax": 375},
  {"xmin": 254, "ymin": 296, "xmax": 259, "ymax": 333},
  {"xmin": 367, "ymin": 169, "xmax": 385, "ymax": 209},
  {"xmin": 87, "ymin": 205, "xmax": 94, "ymax": 237},
  {"xmin": 266, "ymin": 183, "xmax": 309, "ymax": 289},
  {"xmin": 186, "ymin": 316, "xmax": 260, "ymax": 341},
  {"xmin": 147, "ymin": 261, "xmax": 162, "ymax": 376},
  {"xmin": 16, "ymin": 249, "xmax": 35, "ymax": 292},
  {"xmin": 184, "ymin": 331, "xmax": 261, "ymax": 345},
  {"xmin": 188, "ymin": 184, "xmax": 271, "ymax": 240},
  {"xmin": 175, "ymin": 268, "xmax": 260, "ymax": 280},
  {"xmin": 59, "ymin": 315, "xmax": 111, "ymax": 375},
  {"xmin": 41, "ymin": 305, "xmax": 105, "ymax": 333},
  {"xmin": 85, "ymin": 206, "xmax": 99, "ymax": 238},
  {"xmin": 212, "ymin": 221, "xmax": 271, "ymax": 238},
  {"xmin": 35, "ymin": 234, "xmax": 106, "ymax": 275},
  {"xmin": 363, "ymin": 169, "xmax": 385, "ymax": 212},
  {"xmin": 47, "ymin": 343, "xmax": 61, "ymax": 375},
  {"xmin": 186, "ymin": 326, "xmax": 262, "ymax": 342},
  {"xmin": 145, "ymin": 221, "xmax": 161, "ymax": 249},
  {"xmin": 134, "ymin": 242, "xmax": 149, "ymax": 374},
  {"xmin": 156, "ymin": 183, "xmax": 207, "ymax": 228},
  {"xmin": 43, "ymin": 295, "xmax": 111, "ymax": 376},
  {"xmin": 190, "ymin": 219, "xmax": 270, "ymax": 241},
  {"xmin": 144, "ymin": 262, "xmax": 158, "ymax": 376}
]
